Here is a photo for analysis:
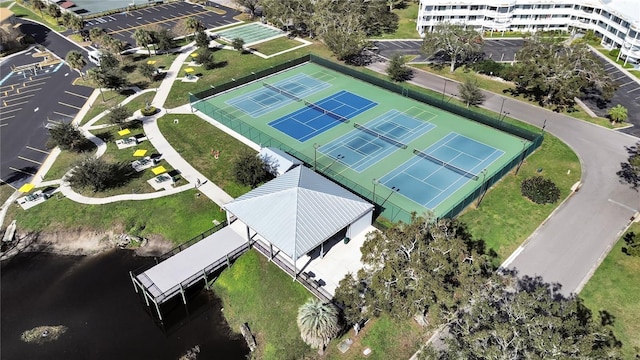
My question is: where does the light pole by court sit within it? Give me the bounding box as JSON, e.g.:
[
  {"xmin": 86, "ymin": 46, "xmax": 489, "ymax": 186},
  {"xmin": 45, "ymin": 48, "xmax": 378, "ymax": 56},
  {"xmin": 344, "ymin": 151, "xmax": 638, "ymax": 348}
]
[
  {"xmin": 381, "ymin": 186, "xmax": 400, "ymax": 208},
  {"xmin": 442, "ymin": 79, "xmax": 449, "ymax": 102},
  {"xmin": 498, "ymin": 97, "xmax": 506, "ymax": 121},
  {"xmin": 476, "ymin": 169, "xmax": 488, "ymax": 207},
  {"xmin": 324, "ymin": 154, "xmax": 344, "ymax": 173},
  {"xmin": 313, "ymin": 143, "xmax": 320, "ymax": 171},
  {"xmin": 372, "ymin": 178, "xmax": 378, "ymax": 203},
  {"xmin": 501, "ymin": 111, "xmax": 510, "ymax": 123}
]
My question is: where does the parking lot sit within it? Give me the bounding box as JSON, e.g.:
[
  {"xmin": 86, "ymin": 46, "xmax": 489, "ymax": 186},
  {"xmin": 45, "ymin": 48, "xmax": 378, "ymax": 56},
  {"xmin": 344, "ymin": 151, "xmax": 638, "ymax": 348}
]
[
  {"xmin": 374, "ymin": 39, "xmax": 523, "ymax": 63},
  {"xmin": 0, "ymin": 50, "xmax": 93, "ymax": 189},
  {"xmin": 83, "ymin": 1, "xmax": 241, "ymax": 47}
]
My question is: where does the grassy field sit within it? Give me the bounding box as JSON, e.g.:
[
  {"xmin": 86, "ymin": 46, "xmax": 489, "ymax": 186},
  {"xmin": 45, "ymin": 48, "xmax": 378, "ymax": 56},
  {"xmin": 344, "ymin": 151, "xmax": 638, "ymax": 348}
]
[
  {"xmin": 371, "ymin": 3, "xmax": 420, "ymax": 39},
  {"xmin": 251, "ymin": 37, "xmax": 305, "ymax": 55},
  {"xmin": 91, "ymin": 91, "xmax": 156, "ymax": 126},
  {"xmin": 77, "ymin": 91, "xmax": 129, "ymax": 126},
  {"xmin": 212, "ymin": 250, "xmax": 313, "ymax": 360},
  {"xmin": 0, "ymin": 185, "xmax": 16, "ymax": 212},
  {"xmin": 8, "ymin": 3, "xmax": 66, "ymax": 32},
  {"xmin": 164, "ymin": 44, "xmax": 333, "ymax": 109},
  {"xmin": 6, "ymin": 188, "xmax": 223, "ymax": 242},
  {"xmin": 157, "ymin": 114, "xmax": 251, "ymax": 198},
  {"xmin": 581, "ymin": 223, "xmax": 640, "ymax": 359},
  {"xmin": 410, "ymin": 64, "xmax": 623, "ymax": 129}
]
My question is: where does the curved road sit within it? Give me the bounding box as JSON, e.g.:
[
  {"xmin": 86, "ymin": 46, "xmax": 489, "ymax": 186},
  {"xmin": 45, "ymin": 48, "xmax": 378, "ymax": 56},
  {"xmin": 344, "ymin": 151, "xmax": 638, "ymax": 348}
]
[{"xmin": 368, "ymin": 62, "xmax": 638, "ymax": 296}]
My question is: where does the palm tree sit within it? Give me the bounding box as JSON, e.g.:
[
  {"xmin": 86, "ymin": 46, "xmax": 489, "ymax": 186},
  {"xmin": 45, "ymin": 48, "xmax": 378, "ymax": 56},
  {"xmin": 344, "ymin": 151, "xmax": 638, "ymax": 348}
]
[
  {"xmin": 132, "ymin": 28, "xmax": 154, "ymax": 56},
  {"xmin": 89, "ymin": 27, "xmax": 104, "ymax": 45},
  {"xmin": 65, "ymin": 50, "xmax": 86, "ymax": 79},
  {"xmin": 47, "ymin": 3, "xmax": 61, "ymax": 23},
  {"xmin": 297, "ymin": 298, "xmax": 341, "ymax": 354},
  {"xmin": 185, "ymin": 17, "xmax": 203, "ymax": 39},
  {"xmin": 608, "ymin": 104, "xmax": 628, "ymax": 123}
]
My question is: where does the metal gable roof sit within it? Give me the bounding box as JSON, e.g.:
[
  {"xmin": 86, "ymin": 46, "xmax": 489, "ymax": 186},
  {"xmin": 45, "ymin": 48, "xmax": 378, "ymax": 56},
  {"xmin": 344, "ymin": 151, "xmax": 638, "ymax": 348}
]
[{"xmin": 224, "ymin": 166, "xmax": 373, "ymax": 259}]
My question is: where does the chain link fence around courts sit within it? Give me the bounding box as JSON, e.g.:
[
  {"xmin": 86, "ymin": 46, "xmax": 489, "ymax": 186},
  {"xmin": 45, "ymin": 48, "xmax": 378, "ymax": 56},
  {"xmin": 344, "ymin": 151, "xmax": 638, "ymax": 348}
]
[{"xmin": 189, "ymin": 55, "xmax": 543, "ymax": 222}]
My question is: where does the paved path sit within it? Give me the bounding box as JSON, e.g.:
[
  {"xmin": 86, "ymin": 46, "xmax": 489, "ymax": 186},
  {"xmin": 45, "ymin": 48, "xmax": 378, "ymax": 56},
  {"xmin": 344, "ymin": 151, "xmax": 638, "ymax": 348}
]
[{"xmin": 368, "ymin": 61, "xmax": 639, "ymax": 295}]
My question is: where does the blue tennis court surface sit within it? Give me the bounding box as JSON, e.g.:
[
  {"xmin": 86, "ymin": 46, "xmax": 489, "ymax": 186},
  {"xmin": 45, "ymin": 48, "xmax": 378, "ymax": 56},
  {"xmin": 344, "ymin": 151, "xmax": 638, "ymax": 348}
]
[
  {"xmin": 319, "ymin": 110, "xmax": 435, "ymax": 172},
  {"xmin": 225, "ymin": 73, "xmax": 330, "ymax": 118},
  {"xmin": 380, "ymin": 132, "xmax": 504, "ymax": 209},
  {"xmin": 269, "ymin": 90, "xmax": 377, "ymax": 142}
]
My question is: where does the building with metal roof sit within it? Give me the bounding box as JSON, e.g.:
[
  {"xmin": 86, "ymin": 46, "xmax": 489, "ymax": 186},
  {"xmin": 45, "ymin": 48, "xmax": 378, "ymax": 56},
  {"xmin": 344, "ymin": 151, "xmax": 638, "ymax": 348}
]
[
  {"xmin": 259, "ymin": 147, "xmax": 303, "ymax": 176},
  {"xmin": 223, "ymin": 165, "xmax": 374, "ymax": 276}
]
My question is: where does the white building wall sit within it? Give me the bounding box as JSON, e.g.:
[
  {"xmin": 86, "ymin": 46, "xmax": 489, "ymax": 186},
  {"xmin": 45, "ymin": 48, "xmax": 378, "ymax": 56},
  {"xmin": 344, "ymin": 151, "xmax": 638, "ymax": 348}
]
[
  {"xmin": 417, "ymin": 0, "xmax": 640, "ymax": 63},
  {"xmin": 347, "ymin": 210, "xmax": 373, "ymax": 239}
]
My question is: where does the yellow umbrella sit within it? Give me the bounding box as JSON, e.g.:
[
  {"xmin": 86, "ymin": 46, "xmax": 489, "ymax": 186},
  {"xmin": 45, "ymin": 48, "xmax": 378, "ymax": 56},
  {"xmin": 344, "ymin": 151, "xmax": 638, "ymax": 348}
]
[
  {"xmin": 184, "ymin": 68, "xmax": 194, "ymax": 73},
  {"xmin": 190, "ymin": 53, "xmax": 198, "ymax": 58},
  {"xmin": 147, "ymin": 60, "xmax": 156, "ymax": 65},
  {"xmin": 151, "ymin": 166, "xmax": 167, "ymax": 175},
  {"xmin": 118, "ymin": 129, "xmax": 131, "ymax": 136},
  {"xmin": 133, "ymin": 149, "xmax": 148, "ymax": 157},
  {"xmin": 18, "ymin": 183, "xmax": 35, "ymax": 193}
]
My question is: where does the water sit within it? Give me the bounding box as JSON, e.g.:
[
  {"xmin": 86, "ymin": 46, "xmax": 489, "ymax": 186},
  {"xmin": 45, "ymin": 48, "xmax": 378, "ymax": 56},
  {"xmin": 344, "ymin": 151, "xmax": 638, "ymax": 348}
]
[{"xmin": 1, "ymin": 250, "xmax": 249, "ymax": 360}]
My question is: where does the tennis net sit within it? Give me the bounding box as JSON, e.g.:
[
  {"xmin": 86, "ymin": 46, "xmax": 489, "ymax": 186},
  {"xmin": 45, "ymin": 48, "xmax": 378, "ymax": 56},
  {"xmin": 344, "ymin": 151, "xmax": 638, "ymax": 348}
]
[
  {"xmin": 412, "ymin": 149, "xmax": 479, "ymax": 180},
  {"xmin": 263, "ymin": 82, "xmax": 350, "ymax": 124},
  {"xmin": 354, "ymin": 123, "xmax": 408, "ymax": 149}
]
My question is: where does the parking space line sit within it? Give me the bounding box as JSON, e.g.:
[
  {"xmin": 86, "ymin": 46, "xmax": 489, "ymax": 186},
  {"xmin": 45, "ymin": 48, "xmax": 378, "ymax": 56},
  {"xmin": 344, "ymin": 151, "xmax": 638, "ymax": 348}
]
[
  {"xmin": 0, "ymin": 107, "xmax": 21, "ymax": 114},
  {"xmin": 9, "ymin": 167, "xmax": 36, "ymax": 175},
  {"xmin": 3, "ymin": 100, "xmax": 28, "ymax": 107},
  {"xmin": 627, "ymin": 87, "xmax": 640, "ymax": 93},
  {"xmin": 12, "ymin": 87, "xmax": 41, "ymax": 95},
  {"xmin": 53, "ymin": 111, "xmax": 75, "ymax": 118},
  {"xmin": 0, "ymin": 123, "xmax": 7, "ymax": 128},
  {"xmin": 23, "ymin": 76, "xmax": 51, "ymax": 84},
  {"xmin": 614, "ymin": 75, "xmax": 627, "ymax": 81},
  {"xmin": 0, "ymin": 115, "xmax": 15, "ymax": 121},
  {"xmin": 64, "ymin": 90, "xmax": 89, "ymax": 99},
  {"xmin": 107, "ymin": 10, "xmax": 213, "ymax": 34},
  {"xmin": 620, "ymin": 81, "xmax": 636, "ymax": 87},
  {"xmin": 21, "ymin": 82, "xmax": 46, "ymax": 90},
  {"xmin": 18, "ymin": 156, "xmax": 42, "ymax": 165},
  {"xmin": 26, "ymin": 146, "xmax": 50, "ymax": 154},
  {"xmin": 58, "ymin": 101, "xmax": 82, "ymax": 110},
  {"xmin": 4, "ymin": 94, "xmax": 34, "ymax": 103}
]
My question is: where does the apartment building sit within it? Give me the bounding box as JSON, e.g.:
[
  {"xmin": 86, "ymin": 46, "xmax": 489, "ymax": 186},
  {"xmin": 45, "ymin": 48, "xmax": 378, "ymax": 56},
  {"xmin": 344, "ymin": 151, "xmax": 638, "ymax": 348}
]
[{"xmin": 416, "ymin": 0, "xmax": 640, "ymax": 64}]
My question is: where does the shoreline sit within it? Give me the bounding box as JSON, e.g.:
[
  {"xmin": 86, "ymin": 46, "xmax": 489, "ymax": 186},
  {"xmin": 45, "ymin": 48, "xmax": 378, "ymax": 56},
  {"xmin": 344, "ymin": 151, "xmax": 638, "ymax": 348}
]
[{"xmin": 1, "ymin": 229, "xmax": 175, "ymax": 261}]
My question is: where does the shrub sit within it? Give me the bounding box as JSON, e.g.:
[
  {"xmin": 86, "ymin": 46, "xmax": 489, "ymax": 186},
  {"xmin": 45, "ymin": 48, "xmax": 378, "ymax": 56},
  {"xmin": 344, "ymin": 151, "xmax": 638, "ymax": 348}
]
[
  {"xmin": 622, "ymin": 232, "xmax": 640, "ymax": 257},
  {"xmin": 233, "ymin": 149, "xmax": 277, "ymax": 188},
  {"xmin": 471, "ymin": 59, "xmax": 505, "ymax": 76},
  {"xmin": 140, "ymin": 106, "xmax": 158, "ymax": 116},
  {"xmin": 609, "ymin": 48, "xmax": 620, "ymax": 57},
  {"xmin": 520, "ymin": 176, "xmax": 560, "ymax": 204}
]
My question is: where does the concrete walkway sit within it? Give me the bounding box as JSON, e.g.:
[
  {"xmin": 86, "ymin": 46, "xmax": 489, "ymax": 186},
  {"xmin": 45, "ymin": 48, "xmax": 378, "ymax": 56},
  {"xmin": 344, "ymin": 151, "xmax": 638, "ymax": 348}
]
[{"xmin": 368, "ymin": 61, "xmax": 638, "ymax": 295}]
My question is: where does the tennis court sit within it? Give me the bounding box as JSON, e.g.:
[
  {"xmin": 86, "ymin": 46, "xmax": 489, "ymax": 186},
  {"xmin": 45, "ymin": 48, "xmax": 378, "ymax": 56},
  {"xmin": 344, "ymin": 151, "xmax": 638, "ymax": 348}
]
[
  {"xmin": 380, "ymin": 132, "xmax": 504, "ymax": 209},
  {"xmin": 319, "ymin": 109, "xmax": 435, "ymax": 172},
  {"xmin": 268, "ymin": 90, "xmax": 377, "ymax": 142},
  {"xmin": 192, "ymin": 61, "xmax": 534, "ymax": 219},
  {"xmin": 226, "ymin": 74, "xmax": 331, "ymax": 118},
  {"xmin": 216, "ymin": 23, "xmax": 284, "ymax": 45}
]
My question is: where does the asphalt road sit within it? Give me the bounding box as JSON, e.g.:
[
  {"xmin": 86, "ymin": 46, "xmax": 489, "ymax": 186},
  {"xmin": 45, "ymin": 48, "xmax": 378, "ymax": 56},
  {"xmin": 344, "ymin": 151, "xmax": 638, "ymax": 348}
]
[
  {"xmin": 0, "ymin": 20, "xmax": 92, "ymax": 189},
  {"xmin": 368, "ymin": 61, "xmax": 638, "ymax": 296},
  {"xmin": 373, "ymin": 39, "xmax": 523, "ymax": 63},
  {"xmin": 82, "ymin": 1, "xmax": 240, "ymax": 47}
]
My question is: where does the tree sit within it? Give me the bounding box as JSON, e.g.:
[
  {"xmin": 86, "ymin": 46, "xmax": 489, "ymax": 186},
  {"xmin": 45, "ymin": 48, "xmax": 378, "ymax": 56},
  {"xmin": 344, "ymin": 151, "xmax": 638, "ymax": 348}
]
[
  {"xmin": 458, "ymin": 78, "xmax": 485, "ymax": 107},
  {"xmin": 89, "ymin": 27, "xmax": 104, "ymax": 44},
  {"xmin": 521, "ymin": 176, "xmax": 560, "ymax": 204},
  {"xmin": 421, "ymin": 22, "xmax": 483, "ymax": 72},
  {"xmin": 106, "ymin": 104, "xmax": 133, "ymax": 125},
  {"xmin": 386, "ymin": 54, "xmax": 412, "ymax": 82},
  {"xmin": 261, "ymin": 0, "xmax": 313, "ymax": 34},
  {"xmin": 48, "ymin": 122, "xmax": 86, "ymax": 151},
  {"xmin": 436, "ymin": 275, "xmax": 621, "ymax": 359},
  {"xmin": 97, "ymin": 51, "xmax": 119, "ymax": 70},
  {"xmin": 194, "ymin": 30, "xmax": 209, "ymax": 49},
  {"xmin": 132, "ymin": 28, "xmax": 154, "ymax": 56},
  {"xmin": 310, "ymin": 0, "xmax": 368, "ymax": 61},
  {"xmin": 47, "ymin": 3, "xmax": 61, "ymax": 21},
  {"xmin": 233, "ymin": 150, "xmax": 277, "ymax": 187},
  {"xmin": 511, "ymin": 35, "xmax": 616, "ymax": 110},
  {"xmin": 32, "ymin": 0, "xmax": 45, "ymax": 18},
  {"xmin": 61, "ymin": 12, "xmax": 73, "ymax": 28},
  {"xmin": 195, "ymin": 47, "xmax": 215, "ymax": 70},
  {"xmin": 65, "ymin": 50, "xmax": 86, "ymax": 79},
  {"xmin": 622, "ymin": 232, "xmax": 640, "ymax": 256},
  {"xmin": 616, "ymin": 142, "xmax": 640, "ymax": 189},
  {"xmin": 608, "ymin": 104, "xmax": 628, "ymax": 123},
  {"xmin": 335, "ymin": 216, "xmax": 494, "ymax": 325},
  {"xmin": 88, "ymin": 67, "xmax": 127, "ymax": 101},
  {"xmin": 101, "ymin": 35, "xmax": 125, "ymax": 61},
  {"xmin": 68, "ymin": 15, "xmax": 83, "ymax": 32},
  {"xmin": 360, "ymin": 0, "xmax": 399, "ymax": 37},
  {"xmin": 231, "ymin": 37, "xmax": 245, "ymax": 52},
  {"xmin": 296, "ymin": 298, "xmax": 341, "ymax": 354},
  {"xmin": 67, "ymin": 156, "xmax": 136, "ymax": 192},
  {"xmin": 233, "ymin": 0, "xmax": 260, "ymax": 19},
  {"xmin": 155, "ymin": 28, "xmax": 176, "ymax": 53},
  {"xmin": 184, "ymin": 17, "xmax": 204, "ymax": 38},
  {"xmin": 138, "ymin": 62, "xmax": 157, "ymax": 81}
]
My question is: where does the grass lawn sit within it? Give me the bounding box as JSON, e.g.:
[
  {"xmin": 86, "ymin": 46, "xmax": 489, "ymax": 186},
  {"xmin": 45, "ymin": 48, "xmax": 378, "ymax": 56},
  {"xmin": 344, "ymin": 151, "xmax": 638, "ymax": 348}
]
[
  {"xmin": 42, "ymin": 145, "xmax": 95, "ymax": 181},
  {"xmin": 157, "ymin": 114, "xmax": 251, "ymax": 198},
  {"xmin": 371, "ymin": 3, "xmax": 420, "ymax": 39},
  {"xmin": 77, "ymin": 91, "xmax": 129, "ymax": 126},
  {"xmin": 164, "ymin": 43, "xmax": 334, "ymax": 109},
  {"xmin": 251, "ymin": 37, "xmax": 305, "ymax": 55},
  {"xmin": 91, "ymin": 91, "xmax": 156, "ymax": 126},
  {"xmin": 410, "ymin": 64, "xmax": 622, "ymax": 129},
  {"xmin": 9, "ymin": 4, "xmax": 66, "ymax": 32},
  {"xmin": 581, "ymin": 223, "xmax": 640, "ymax": 359},
  {"xmin": 212, "ymin": 250, "xmax": 314, "ymax": 360},
  {"xmin": 6, "ymin": 188, "xmax": 223, "ymax": 242},
  {"xmin": 458, "ymin": 132, "xmax": 580, "ymax": 261},
  {"xmin": 0, "ymin": 185, "xmax": 16, "ymax": 213}
]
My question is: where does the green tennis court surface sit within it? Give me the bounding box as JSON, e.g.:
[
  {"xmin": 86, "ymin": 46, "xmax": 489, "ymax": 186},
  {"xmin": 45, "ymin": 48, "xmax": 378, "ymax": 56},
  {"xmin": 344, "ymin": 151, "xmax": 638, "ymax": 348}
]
[
  {"xmin": 215, "ymin": 23, "xmax": 284, "ymax": 45},
  {"xmin": 193, "ymin": 62, "xmax": 531, "ymax": 220}
]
